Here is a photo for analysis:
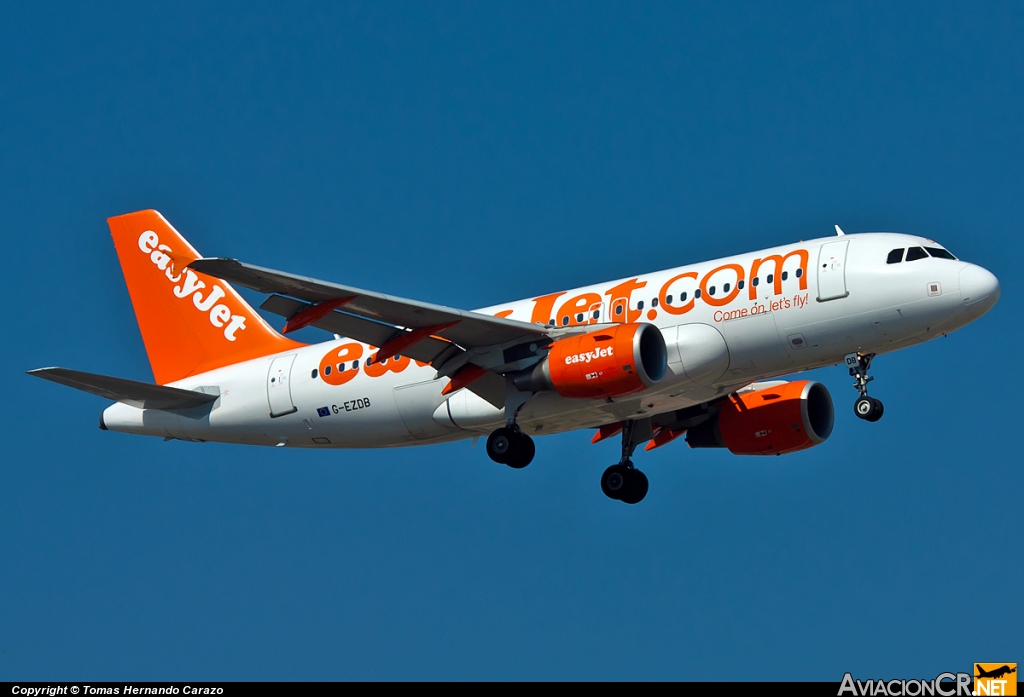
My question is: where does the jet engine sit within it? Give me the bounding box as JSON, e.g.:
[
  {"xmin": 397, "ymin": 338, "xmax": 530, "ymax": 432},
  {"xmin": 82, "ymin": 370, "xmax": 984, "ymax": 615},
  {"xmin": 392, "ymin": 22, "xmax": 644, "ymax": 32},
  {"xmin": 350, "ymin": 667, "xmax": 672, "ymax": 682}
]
[
  {"xmin": 686, "ymin": 380, "xmax": 834, "ymax": 455},
  {"xmin": 514, "ymin": 323, "xmax": 667, "ymax": 399}
]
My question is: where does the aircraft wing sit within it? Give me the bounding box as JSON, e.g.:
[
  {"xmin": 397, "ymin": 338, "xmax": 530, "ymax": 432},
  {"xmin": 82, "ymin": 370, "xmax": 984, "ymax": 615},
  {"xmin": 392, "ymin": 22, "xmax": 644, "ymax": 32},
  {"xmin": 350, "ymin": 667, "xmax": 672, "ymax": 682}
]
[
  {"xmin": 192, "ymin": 256, "xmax": 561, "ymax": 372},
  {"xmin": 257, "ymin": 294, "xmax": 454, "ymax": 365}
]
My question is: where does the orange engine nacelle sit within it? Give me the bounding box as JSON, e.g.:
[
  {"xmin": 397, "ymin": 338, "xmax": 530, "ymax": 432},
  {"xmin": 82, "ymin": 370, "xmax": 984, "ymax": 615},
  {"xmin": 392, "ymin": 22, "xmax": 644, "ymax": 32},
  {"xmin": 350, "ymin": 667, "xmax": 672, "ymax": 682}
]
[
  {"xmin": 686, "ymin": 380, "xmax": 834, "ymax": 455},
  {"xmin": 513, "ymin": 323, "xmax": 667, "ymax": 399}
]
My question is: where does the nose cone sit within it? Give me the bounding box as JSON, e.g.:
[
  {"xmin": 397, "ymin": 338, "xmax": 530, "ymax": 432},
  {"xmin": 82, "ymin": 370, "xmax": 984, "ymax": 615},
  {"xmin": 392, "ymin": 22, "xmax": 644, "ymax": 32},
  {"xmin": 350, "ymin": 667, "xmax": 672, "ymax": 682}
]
[{"xmin": 959, "ymin": 264, "xmax": 1000, "ymax": 316}]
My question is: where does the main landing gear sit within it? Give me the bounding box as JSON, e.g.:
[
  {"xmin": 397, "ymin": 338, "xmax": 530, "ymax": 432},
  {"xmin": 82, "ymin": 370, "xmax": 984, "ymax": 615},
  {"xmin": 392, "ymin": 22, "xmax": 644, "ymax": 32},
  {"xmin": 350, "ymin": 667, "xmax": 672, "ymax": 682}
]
[
  {"xmin": 486, "ymin": 426, "xmax": 536, "ymax": 469},
  {"xmin": 846, "ymin": 352, "xmax": 884, "ymax": 422},
  {"xmin": 486, "ymin": 383, "xmax": 537, "ymax": 469},
  {"xmin": 601, "ymin": 419, "xmax": 651, "ymax": 505}
]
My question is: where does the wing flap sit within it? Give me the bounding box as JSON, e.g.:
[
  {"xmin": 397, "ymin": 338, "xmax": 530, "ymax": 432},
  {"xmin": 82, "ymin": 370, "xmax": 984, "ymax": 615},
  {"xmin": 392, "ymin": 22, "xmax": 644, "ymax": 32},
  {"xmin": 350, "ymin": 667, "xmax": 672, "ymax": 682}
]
[
  {"xmin": 28, "ymin": 368, "xmax": 219, "ymax": 410},
  {"xmin": 259, "ymin": 295, "xmax": 454, "ymax": 364},
  {"xmin": 464, "ymin": 371, "xmax": 506, "ymax": 409}
]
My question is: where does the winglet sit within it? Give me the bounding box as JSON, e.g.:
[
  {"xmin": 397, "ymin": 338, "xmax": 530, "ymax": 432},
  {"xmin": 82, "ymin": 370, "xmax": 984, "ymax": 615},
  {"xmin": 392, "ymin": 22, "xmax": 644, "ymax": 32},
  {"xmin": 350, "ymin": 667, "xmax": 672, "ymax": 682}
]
[{"xmin": 835, "ymin": 224, "xmax": 845, "ymax": 236}]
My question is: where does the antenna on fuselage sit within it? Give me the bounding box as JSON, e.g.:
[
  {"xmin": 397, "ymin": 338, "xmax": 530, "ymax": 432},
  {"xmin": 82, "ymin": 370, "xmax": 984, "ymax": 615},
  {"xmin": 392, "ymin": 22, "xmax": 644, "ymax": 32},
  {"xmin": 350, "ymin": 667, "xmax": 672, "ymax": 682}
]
[{"xmin": 835, "ymin": 224, "xmax": 846, "ymax": 236}]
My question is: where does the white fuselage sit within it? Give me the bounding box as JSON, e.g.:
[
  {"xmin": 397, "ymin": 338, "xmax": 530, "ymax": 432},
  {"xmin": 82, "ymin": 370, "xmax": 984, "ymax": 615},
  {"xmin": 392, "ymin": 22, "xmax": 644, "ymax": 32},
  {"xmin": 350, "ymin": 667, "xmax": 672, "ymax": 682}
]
[{"xmin": 101, "ymin": 232, "xmax": 999, "ymax": 448}]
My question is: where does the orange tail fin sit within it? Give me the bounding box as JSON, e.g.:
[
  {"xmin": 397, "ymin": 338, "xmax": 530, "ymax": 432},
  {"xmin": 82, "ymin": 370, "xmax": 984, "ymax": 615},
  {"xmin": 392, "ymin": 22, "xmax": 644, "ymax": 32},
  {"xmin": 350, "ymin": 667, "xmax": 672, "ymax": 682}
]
[{"xmin": 108, "ymin": 210, "xmax": 303, "ymax": 385}]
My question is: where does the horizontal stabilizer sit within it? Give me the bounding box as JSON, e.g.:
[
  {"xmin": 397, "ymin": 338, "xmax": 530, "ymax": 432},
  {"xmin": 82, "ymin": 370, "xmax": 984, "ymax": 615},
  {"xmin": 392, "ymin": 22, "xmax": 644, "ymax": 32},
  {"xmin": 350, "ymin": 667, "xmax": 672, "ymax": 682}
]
[{"xmin": 27, "ymin": 367, "xmax": 218, "ymax": 410}]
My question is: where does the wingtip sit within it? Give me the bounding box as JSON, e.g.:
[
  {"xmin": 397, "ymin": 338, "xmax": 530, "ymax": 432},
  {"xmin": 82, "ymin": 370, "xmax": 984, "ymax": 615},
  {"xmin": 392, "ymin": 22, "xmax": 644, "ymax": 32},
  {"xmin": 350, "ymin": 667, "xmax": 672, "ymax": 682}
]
[
  {"xmin": 187, "ymin": 256, "xmax": 237, "ymax": 268},
  {"xmin": 26, "ymin": 367, "xmax": 56, "ymax": 376},
  {"xmin": 835, "ymin": 224, "xmax": 846, "ymax": 236}
]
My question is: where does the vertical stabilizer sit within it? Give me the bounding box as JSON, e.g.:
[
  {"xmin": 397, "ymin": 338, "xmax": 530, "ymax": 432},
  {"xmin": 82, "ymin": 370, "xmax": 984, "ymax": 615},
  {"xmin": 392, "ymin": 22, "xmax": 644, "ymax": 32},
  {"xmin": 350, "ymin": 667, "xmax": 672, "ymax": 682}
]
[{"xmin": 108, "ymin": 210, "xmax": 303, "ymax": 384}]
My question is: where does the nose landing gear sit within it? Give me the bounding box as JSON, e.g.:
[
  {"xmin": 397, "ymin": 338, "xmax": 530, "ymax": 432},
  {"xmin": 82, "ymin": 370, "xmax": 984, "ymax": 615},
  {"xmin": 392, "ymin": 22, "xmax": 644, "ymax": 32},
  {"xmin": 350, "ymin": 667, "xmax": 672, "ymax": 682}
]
[
  {"xmin": 600, "ymin": 418, "xmax": 652, "ymax": 504},
  {"xmin": 846, "ymin": 352, "xmax": 884, "ymax": 422},
  {"xmin": 854, "ymin": 395, "xmax": 884, "ymax": 421}
]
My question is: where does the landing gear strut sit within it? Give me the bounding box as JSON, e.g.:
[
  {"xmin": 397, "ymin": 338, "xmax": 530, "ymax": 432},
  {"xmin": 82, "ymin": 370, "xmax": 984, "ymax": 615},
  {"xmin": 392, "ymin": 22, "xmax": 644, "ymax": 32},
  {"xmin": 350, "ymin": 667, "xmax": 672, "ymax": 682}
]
[
  {"xmin": 846, "ymin": 352, "xmax": 884, "ymax": 422},
  {"xmin": 601, "ymin": 419, "xmax": 651, "ymax": 504}
]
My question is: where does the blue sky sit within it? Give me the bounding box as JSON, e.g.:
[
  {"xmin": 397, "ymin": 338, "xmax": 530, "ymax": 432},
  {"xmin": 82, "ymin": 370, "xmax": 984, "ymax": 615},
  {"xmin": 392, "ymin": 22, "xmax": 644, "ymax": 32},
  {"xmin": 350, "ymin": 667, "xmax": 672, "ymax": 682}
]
[{"xmin": 1, "ymin": 1, "xmax": 1020, "ymax": 680}]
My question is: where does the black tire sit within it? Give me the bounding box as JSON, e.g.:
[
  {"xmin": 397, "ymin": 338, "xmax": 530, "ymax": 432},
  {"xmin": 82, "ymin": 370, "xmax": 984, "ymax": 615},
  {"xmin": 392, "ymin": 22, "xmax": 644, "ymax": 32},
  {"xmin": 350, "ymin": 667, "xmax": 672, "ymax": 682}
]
[
  {"xmin": 506, "ymin": 433, "xmax": 535, "ymax": 469},
  {"xmin": 853, "ymin": 396, "xmax": 877, "ymax": 421},
  {"xmin": 486, "ymin": 427, "xmax": 515, "ymax": 464},
  {"xmin": 620, "ymin": 469, "xmax": 649, "ymax": 505},
  {"xmin": 601, "ymin": 463, "xmax": 630, "ymax": 500},
  {"xmin": 866, "ymin": 398, "xmax": 884, "ymax": 423}
]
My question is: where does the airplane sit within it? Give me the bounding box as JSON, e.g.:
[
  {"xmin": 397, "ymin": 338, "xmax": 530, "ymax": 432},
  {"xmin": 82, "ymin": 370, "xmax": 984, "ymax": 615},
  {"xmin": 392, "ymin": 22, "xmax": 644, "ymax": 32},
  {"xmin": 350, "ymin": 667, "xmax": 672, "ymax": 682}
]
[
  {"xmin": 29, "ymin": 210, "xmax": 1000, "ymax": 504},
  {"xmin": 976, "ymin": 665, "xmax": 1016, "ymax": 680}
]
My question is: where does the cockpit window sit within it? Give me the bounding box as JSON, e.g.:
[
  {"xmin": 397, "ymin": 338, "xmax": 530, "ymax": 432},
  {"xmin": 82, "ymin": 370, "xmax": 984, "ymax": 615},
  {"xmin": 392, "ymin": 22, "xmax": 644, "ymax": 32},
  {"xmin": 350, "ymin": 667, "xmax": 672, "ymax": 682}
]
[
  {"xmin": 887, "ymin": 248, "xmax": 904, "ymax": 264},
  {"xmin": 905, "ymin": 246, "xmax": 928, "ymax": 261},
  {"xmin": 925, "ymin": 246, "xmax": 957, "ymax": 260}
]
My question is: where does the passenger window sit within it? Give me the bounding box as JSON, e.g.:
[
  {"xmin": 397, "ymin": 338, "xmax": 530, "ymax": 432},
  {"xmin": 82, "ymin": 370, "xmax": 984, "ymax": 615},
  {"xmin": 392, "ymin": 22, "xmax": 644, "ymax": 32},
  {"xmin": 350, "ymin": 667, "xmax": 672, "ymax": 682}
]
[
  {"xmin": 796, "ymin": 268, "xmax": 803, "ymax": 278},
  {"xmin": 767, "ymin": 274, "xmax": 774, "ymax": 284},
  {"xmin": 925, "ymin": 247, "xmax": 957, "ymax": 260},
  {"xmin": 723, "ymin": 283, "xmax": 731, "ymax": 293},
  {"xmin": 324, "ymin": 365, "xmax": 332, "ymax": 376},
  {"xmin": 738, "ymin": 280, "xmax": 744, "ymax": 290},
  {"xmin": 666, "ymin": 295, "xmax": 673, "ymax": 304},
  {"xmin": 561, "ymin": 316, "xmax": 569, "ymax": 326},
  {"xmin": 576, "ymin": 313, "xmax": 584, "ymax": 322},
  {"xmin": 708, "ymin": 286, "xmax": 716, "ymax": 296},
  {"xmin": 694, "ymin": 289, "xmax": 702, "ymax": 299},
  {"xmin": 615, "ymin": 305, "xmax": 623, "ymax": 316},
  {"xmin": 352, "ymin": 360, "xmax": 359, "ymax": 369},
  {"xmin": 906, "ymin": 247, "xmax": 927, "ymax": 261},
  {"xmin": 311, "ymin": 369, "xmax": 318, "ymax": 379},
  {"xmin": 887, "ymin": 248, "xmax": 904, "ymax": 264},
  {"xmin": 781, "ymin": 271, "xmax": 788, "ymax": 281},
  {"xmin": 651, "ymin": 298, "xmax": 658, "ymax": 307},
  {"xmin": 592, "ymin": 310, "xmax": 599, "ymax": 319},
  {"xmin": 752, "ymin": 277, "xmax": 759, "ymax": 287},
  {"xmin": 680, "ymin": 292, "xmax": 687, "ymax": 302},
  {"xmin": 637, "ymin": 301, "xmax": 644, "ymax": 310},
  {"xmin": 337, "ymin": 363, "xmax": 346, "ymax": 372}
]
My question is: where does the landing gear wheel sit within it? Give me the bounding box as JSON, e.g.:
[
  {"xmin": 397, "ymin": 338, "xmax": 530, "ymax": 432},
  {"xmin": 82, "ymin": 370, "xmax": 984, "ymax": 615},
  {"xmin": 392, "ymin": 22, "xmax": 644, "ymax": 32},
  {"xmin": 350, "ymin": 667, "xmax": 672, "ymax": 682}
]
[
  {"xmin": 854, "ymin": 396, "xmax": 884, "ymax": 421},
  {"xmin": 620, "ymin": 469, "xmax": 649, "ymax": 505},
  {"xmin": 487, "ymin": 428, "xmax": 535, "ymax": 468},
  {"xmin": 854, "ymin": 396, "xmax": 874, "ymax": 420},
  {"xmin": 486, "ymin": 427, "xmax": 515, "ymax": 464},
  {"xmin": 505, "ymin": 433, "xmax": 535, "ymax": 469},
  {"xmin": 601, "ymin": 463, "xmax": 631, "ymax": 500},
  {"xmin": 866, "ymin": 398, "xmax": 884, "ymax": 423}
]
